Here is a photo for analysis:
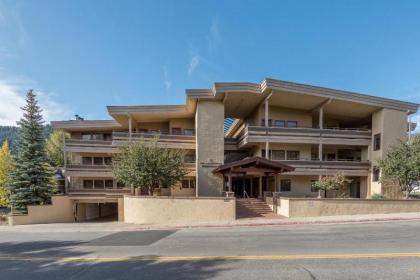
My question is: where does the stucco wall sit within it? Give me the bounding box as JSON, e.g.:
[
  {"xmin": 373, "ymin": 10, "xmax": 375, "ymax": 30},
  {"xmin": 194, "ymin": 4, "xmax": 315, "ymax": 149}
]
[
  {"xmin": 248, "ymin": 105, "xmax": 313, "ymax": 128},
  {"xmin": 370, "ymin": 108, "xmax": 407, "ymax": 197},
  {"xmin": 9, "ymin": 196, "xmax": 74, "ymax": 225},
  {"xmin": 123, "ymin": 196, "xmax": 236, "ymax": 224},
  {"xmin": 195, "ymin": 100, "xmax": 224, "ymax": 196},
  {"xmin": 278, "ymin": 197, "xmax": 420, "ymax": 217}
]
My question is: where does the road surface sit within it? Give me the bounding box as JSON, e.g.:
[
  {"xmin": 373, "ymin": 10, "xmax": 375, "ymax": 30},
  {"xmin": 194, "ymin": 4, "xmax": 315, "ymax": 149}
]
[{"xmin": 1, "ymin": 220, "xmax": 420, "ymax": 279}]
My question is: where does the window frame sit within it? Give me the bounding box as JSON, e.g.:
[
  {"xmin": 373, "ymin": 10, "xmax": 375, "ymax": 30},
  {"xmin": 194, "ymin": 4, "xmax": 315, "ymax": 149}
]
[
  {"xmin": 286, "ymin": 151, "xmax": 300, "ymax": 160},
  {"xmin": 82, "ymin": 157, "xmax": 93, "ymax": 165},
  {"xmin": 83, "ymin": 180, "xmax": 94, "ymax": 189},
  {"xmin": 280, "ymin": 179, "xmax": 291, "ymax": 192},
  {"xmin": 286, "ymin": 121, "xmax": 298, "ymax": 128},
  {"xmin": 183, "ymin": 128, "xmax": 195, "ymax": 136},
  {"xmin": 171, "ymin": 127, "xmax": 182, "ymax": 135},
  {"xmin": 373, "ymin": 166, "xmax": 380, "ymax": 182},
  {"xmin": 373, "ymin": 133, "xmax": 381, "ymax": 151},
  {"xmin": 273, "ymin": 120, "xmax": 286, "ymax": 127},
  {"xmin": 271, "ymin": 150, "xmax": 285, "ymax": 160}
]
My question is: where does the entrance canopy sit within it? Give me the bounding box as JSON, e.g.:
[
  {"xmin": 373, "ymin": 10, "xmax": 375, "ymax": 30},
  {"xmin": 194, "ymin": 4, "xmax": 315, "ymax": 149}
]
[{"xmin": 213, "ymin": 157, "xmax": 294, "ymax": 176}]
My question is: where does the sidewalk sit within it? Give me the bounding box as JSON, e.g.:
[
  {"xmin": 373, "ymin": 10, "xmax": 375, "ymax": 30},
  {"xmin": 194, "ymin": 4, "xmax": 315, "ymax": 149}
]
[{"xmin": 2, "ymin": 212, "xmax": 420, "ymax": 232}]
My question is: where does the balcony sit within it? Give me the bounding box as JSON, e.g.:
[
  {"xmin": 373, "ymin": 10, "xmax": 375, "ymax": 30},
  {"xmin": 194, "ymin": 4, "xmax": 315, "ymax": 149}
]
[
  {"xmin": 238, "ymin": 125, "xmax": 372, "ymax": 147},
  {"xmin": 273, "ymin": 159, "xmax": 370, "ymax": 176},
  {"xmin": 64, "ymin": 138, "xmax": 116, "ymax": 153},
  {"xmin": 65, "ymin": 164, "xmax": 113, "ymax": 177},
  {"xmin": 67, "ymin": 187, "xmax": 131, "ymax": 196},
  {"xmin": 112, "ymin": 132, "xmax": 196, "ymax": 149}
]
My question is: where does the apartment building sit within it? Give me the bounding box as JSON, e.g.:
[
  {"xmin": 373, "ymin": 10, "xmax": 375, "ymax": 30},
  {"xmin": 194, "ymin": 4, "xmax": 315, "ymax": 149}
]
[{"xmin": 52, "ymin": 78, "xmax": 418, "ymax": 218}]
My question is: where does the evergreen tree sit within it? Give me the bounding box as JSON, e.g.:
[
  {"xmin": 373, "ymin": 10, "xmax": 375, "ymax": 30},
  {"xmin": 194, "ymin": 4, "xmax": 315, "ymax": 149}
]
[
  {"xmin": 0, "ymin": 141, "xmax": 14, "ymax": 207},
  {"xmin": 9, "ymin": 90, "xmax": 56, "ymax": 213}
]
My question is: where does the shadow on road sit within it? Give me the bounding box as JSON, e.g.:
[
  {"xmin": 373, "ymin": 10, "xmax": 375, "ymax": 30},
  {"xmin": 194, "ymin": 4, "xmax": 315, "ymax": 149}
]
[{"xmin": 0, "ymin": 241, "xmax": 230, "ymax": 279}]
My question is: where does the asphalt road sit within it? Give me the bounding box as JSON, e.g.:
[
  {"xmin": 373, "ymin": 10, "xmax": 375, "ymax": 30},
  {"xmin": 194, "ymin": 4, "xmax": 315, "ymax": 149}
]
[{"xmin": 1, "ymin": 221, "xmax": 420, "ymax": 279}]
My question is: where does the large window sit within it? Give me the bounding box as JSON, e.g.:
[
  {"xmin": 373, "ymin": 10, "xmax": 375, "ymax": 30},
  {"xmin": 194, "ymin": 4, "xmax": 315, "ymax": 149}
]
[
  {"xmin": 183, "ymin": 129, "xmax": 195, "ymax": 136},
  {"xmin": 286, "ymin": 121, "xmax": 298, "ymax": 128},
  {"xmin": 83, "ymin": 180, "xmax": 93, "ymax": 189},
  {"xmin": 373, "ymin": 167, "xmax": 380, "ymax": 182},
  {"xmin": 181, "ymin": 178, "xmax": 196, "ymax": 189},
  {"xmin": 104, "ymin": 157, "xmax": 112, "ymax": 165},
  {"xmin": 280, "ymin": 179, "xmax": 291, "ymax": 192},
  {"xmin": 93, "ymin": 157, "xmax": 103, "ymax": 165},
  {"xmin": 373, "ymin": 134, "xmax": 381, "ymax": 151},
  {"xmin": 105, "ymin": 180, "xmax": 114, "ymax": 189},
  {"xmin": 184, "ymin": 154, "xmax": 196, "ymax": 163},
  {"xmin": 286, "ymin": 151, "xmax": 300, "ymax": 160},
  {"xmin": 172, "ymin": 128, "xmax": 182, "ymax": 135},
  {"xmin": 82, "ymin": 157, "xmax": 92, "ymax": 165},
  {"xmin": 94, "ymin": 180, "xmax": 104, "ymax": 189},
  {"xmin": 273, "ymin": 120, "xmax": 285, "ymax": 127},
  {"xmin": 271, "ymin": 150, "xmax": 285, "ymax": 160},
  {"xmin": 261, "ymin": 119, "xmax": 272, "ymax": 126}
]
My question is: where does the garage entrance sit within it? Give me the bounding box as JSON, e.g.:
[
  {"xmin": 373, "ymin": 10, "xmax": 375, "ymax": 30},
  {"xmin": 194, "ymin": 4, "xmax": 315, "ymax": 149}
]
[{"xmin": 75, "ymin": 202, "xmax": 119, "ymax": 222}]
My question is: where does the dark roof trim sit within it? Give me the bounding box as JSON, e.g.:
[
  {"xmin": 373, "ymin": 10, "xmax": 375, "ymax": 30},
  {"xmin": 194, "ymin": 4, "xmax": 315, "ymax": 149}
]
[{"xmin": 213, "ymin": 156, "xmax": 295, "ymax": 173}]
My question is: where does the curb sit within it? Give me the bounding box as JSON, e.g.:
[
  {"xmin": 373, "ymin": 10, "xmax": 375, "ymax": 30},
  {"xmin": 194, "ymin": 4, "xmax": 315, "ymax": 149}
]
[{"xmin": 129, "ymin": 216, "xmax": 420, "ymax": 231}]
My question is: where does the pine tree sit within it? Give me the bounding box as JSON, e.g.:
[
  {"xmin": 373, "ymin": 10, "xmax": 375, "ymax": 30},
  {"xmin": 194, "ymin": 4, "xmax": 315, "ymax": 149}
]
[
  {"xmin": 8, "ymin": 90, "xmax": 56, "ymax": 213},
  {"xmin": 0, "ymin": 140, "xmax": 14, "ymax": 207}
]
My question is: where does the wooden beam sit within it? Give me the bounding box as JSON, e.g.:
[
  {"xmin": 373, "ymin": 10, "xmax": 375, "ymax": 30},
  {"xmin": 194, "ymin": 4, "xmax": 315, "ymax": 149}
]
[{"xmin": 311, "ymin": 98, "xmax": 332, "ymax": 112}]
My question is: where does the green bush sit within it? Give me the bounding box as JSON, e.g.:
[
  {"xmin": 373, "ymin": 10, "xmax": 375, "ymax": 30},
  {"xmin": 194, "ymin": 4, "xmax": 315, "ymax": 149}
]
[{"xmin": 371, "ymin": 193, "xmax": 385, "ymax": 200}]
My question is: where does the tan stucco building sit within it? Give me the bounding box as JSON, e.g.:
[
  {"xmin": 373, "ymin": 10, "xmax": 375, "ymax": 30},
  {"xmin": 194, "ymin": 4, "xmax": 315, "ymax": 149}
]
[{"xmin": 51, "ymin": 78, "xmax": 419, "ymax": 221}]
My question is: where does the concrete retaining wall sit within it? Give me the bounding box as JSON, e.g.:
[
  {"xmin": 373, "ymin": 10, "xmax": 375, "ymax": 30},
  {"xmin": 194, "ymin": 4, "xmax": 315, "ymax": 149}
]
[
  {"xmin": 124, "ymin": 195, "xmax": 235, "ymax": 224},
  {"xmin": 8, "ymin": 196, "xmax": 74, "ymax": 225},
  {"xmin": 278, "ymin": 197, "xmax": 420, "ymax": 217}
]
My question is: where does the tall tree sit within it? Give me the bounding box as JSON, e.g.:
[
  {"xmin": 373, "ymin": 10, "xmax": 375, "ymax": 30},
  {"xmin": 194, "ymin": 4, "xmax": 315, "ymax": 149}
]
[
  {"xmin": 0, "ymin": 141, "xmax": 14, "ymax": 207},
  {"xmin": 112, "ymin": 139, "xmax": 187, "ymax": 195},
  {"xmin": 379, "ymin": 137, "xmax": 420, "ymax": 199},
  {"xmin": 46, "ymin": 130, "xmax": 67, "ymax": 168},
  {"xmin": 9, "ymin": 90, "xmax": 56, "ymax": 213}
]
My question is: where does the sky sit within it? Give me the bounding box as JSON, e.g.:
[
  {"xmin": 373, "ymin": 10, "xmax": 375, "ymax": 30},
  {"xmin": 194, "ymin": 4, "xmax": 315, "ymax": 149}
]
[{"xmin": 0, "ymin": 0, "xmax": 419, "ymax": 131}]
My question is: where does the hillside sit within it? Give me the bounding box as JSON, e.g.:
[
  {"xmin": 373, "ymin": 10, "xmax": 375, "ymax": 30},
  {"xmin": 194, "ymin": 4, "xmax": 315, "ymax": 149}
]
[{"xmin": 0, "ymin": 125, "xmax": 52, "ymax": 154}]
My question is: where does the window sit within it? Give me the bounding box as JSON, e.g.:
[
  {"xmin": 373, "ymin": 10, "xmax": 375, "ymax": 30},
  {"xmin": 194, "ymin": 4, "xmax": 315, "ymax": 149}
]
[
  {"xmin": 286, "ymin": 121, "xmax": 298, "ymax": 128},
  {"xmin": 81, "ymin": 133, "xmax": 91, "ymax": 140},
  {"xmin": 373, "ymin": 167, "xmax": 380, "ymax": 182},
  {"xmin": 94, "ymin": 180, "xmax": 104, "ymax": 189},
  {"xmin": 172, "ymin": 128, "xmax": 182, "ymax": 135},
  {"xmin": 105, "ymin": 180, "xmax": 113, "ymax": 189},
  {"xmin": 93, "ymin": 157, "xmax": 103, "ymax": 165},
  {"xmin": 261, "ymin": 119, "xmax": 272, "ymax": 126},
  {"xmin": 91, "ymin": 133, "xmax": 104, "ymax": 140},
  {"xmin": 82, "ymin": 157, "xmax": 92, "ymax": 165},
  {"xmin": 138, "ymin": 128, "xmax": 148, "ymax": 133},
  {"xmin": 183, "ymin": 128, "xmax": 195, "ymax": 136},
  {"xmin": 280, "ymin": 179, "xmax": 291, "ymax": 192},
  {"xmin": 104, "ymin": 157, "xmax": 112, "ymax": 165},
  {"xmin": 287, "ymin": 151, "xmax": 300, "ymax": 160},
  {"xmin": 181, "ymin": 178, "xmax": 195, "ymax": 188},
  {"xmin": 184, "ymin": 154, "xmax": 196, "ymax": 163},
  {"xmin": 83, "ymin": 180, "xmax": 93, "ymax": 189},
  {"xmin": 274, "ymin": 120, "xmax": 285, "ymax": 127},
  {"xmin": 373, "ymin": 134, "xmax": 381, "ymax": 151},
  {"xmin": 327, "ymin": 154, "xmax": 336, "ymax": 161},
  {"xmin": 181, "ymin": 180, "xmax": 190, "ymax": 189},
  {"xmin": 103, "ymin": 133, "xmax": 112, "ymax": 141},
  {"xmin": 271, "ymin": 150, "xmax": 285, "ymax": 160},
  {"xmin": 311, "ymin": 180, "xmax": 318, "ymax": 192},
  {"xmin": 116, "ymin": 182, "xmax": 125, "ymax": 189}
]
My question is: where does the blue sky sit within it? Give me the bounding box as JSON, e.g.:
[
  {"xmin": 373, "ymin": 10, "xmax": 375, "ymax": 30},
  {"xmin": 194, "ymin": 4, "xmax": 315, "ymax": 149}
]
[{"xmin": 0, "ymin": 0, "xmax": 419, "ymax": 129}]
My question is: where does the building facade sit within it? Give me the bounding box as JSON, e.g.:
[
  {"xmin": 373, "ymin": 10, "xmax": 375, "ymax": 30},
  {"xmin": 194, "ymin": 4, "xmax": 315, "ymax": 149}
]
[{"xmin": 52, "ymin": 78, "xmax": 419, "ymax": 217}]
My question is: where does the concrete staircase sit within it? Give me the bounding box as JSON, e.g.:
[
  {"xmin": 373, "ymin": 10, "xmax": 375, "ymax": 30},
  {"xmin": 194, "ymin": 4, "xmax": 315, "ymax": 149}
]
[{"xmin": 236, "ymin": 198, "xmax": 274, "ymax": 219}]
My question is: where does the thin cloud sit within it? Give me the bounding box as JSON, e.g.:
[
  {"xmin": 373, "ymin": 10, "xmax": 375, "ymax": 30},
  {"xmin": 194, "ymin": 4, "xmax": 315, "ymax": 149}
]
[
  {"xmin": 163, "ymin": 65, "xmax": 172, "ymax": 90},
  {"xmin": 206, "ymin": 17, "xmax": 221, "ymax": 51},
  {"xmin": 0, "ymin": 79, "xmax": 72, "ymax": 126},
  {"xmin": 188, "ymin": 44, "xmax": 200, "ymax": 76}
]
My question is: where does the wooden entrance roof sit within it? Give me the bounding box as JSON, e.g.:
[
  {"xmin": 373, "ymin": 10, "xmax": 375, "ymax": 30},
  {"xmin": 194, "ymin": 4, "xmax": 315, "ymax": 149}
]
[{"xmin": 213, "ymin": 157, "xmax": 294, "ymax": 175}]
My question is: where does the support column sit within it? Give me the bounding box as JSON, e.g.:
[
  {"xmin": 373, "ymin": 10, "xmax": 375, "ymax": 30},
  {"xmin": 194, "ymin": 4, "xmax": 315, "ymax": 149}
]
[
  {"xmin": 250, "ymin": 178, "xmax": 254, "ymax": 197},
  {"xmin": 259, "ymin": 176, "xmax": 262, "ymax": 197},
  {"xmin": 319, "ymin": 107, "xmax": 324, "ymax": 129},
  {"xmin": 274, "ymin": 174, "xmax": 278, "ymax": 192},
  {"xmin": 228, "ymin": 174, "xmax": 232, "ymax": 192},
  {"xmin": 318, "ymin": 141, "xmax": 323, "ymax": 161},
  {"xmin": 128, "ymin": 114, "xmax": 133, "ymax": 140},
  {"xmin": 265, "ymin": 141, "xmax": 269, "ymax": 159}
]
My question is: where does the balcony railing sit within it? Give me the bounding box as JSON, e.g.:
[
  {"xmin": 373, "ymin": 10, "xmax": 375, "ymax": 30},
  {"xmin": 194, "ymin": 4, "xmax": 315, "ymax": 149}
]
[
  {"xmin": 238, "ymin": 125, "xmax": 372, "ymax": 146},
  {"xmin": 273, "ymin": 159, "xmax": 371, "ymax": 169},
  {"xmin": 112, "ymin": 132, "xmax": 196, "ymax": 149},
  {"xmin": 67, "ymin": 188, "xmax": 131, "ymax": 195}
]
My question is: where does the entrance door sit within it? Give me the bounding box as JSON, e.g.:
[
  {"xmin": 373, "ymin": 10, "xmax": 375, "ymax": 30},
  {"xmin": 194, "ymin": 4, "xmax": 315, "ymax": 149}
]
[{"xmin": 350, "ymin": 179, "xmax": 361, "ymax": 198}]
